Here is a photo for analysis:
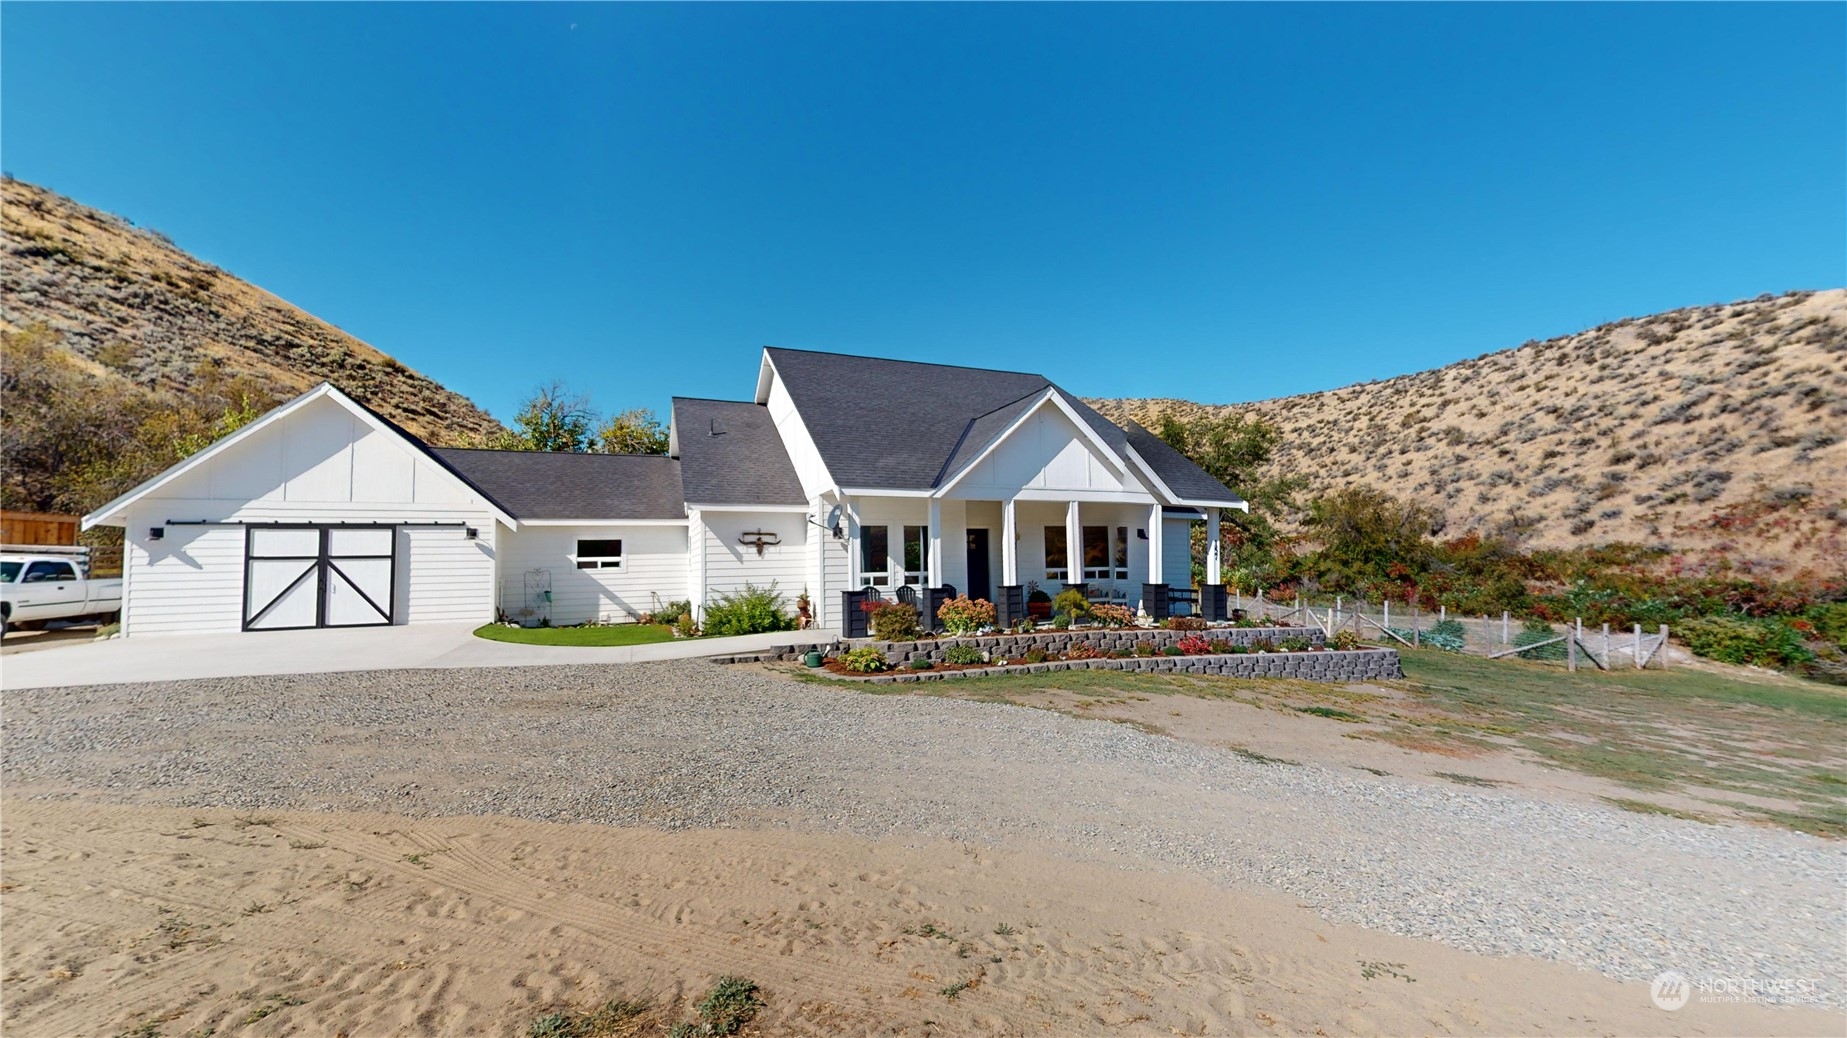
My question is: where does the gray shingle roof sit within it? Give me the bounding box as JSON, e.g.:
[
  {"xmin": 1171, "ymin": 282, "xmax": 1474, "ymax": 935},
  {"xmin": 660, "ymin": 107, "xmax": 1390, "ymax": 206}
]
[
  {"xmin": 430, "ymin": 449, "xmax": 687, "ymax": 521},
  {"xmin": 672, "ymin": 398, "xmax": 807, "ymax": 506},
  {"xmin": 763, "ymin": 348, "xmax": 1241, "ymax": 504},
  {"xmin": 1123, "ymin": 421, "xmax": 1245, "ymax": 505}
]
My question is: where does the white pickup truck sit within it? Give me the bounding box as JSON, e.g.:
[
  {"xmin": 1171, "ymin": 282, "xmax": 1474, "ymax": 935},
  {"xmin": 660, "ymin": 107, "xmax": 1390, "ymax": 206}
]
[{"xmin": 1, "ymin": 551, "xmax": 123, "ymax": 636}]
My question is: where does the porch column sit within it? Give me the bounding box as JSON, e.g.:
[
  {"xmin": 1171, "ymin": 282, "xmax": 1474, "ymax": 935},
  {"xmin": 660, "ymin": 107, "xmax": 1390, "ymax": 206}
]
[
  {"xmin": 1001, "ymin": 499, "xmax": 1018, "ymax": 585},
  {"xmin": 845, "ymin": 497, "xmax": 859, "ymax": 588},
  {"xmin": 927, "ymin": 498, "xmax": 943, "ymax": 587},
  {"xmin": 1147, "ymin": 503, "xmax": 1163, "ymax": 585},
  {"xmin": 1206, "ymin": 507, "xmax": 1222, "ymax": 584},
  {"xmin": 1202, "ymin": 506, "xmax": 1229, "ymax": 621},
  {"xmin": 1065, "ymin": 500, "xmax": 1082, "ymax": 586}
]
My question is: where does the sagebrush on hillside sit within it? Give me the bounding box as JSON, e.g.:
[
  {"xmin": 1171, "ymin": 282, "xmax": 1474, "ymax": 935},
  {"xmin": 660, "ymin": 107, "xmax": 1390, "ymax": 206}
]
[
  {"xmin": 1091, "ymin": 289, "xmax": 1847, "ymax": 576},
  {"xmin": 1, "ymin": 176, "xmax": 504, "ymax": 515}
]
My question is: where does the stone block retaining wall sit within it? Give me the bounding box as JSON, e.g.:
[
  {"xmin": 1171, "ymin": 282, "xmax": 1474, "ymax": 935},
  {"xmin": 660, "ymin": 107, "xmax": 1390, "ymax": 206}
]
[{"xmin": 710, "ymin": 625, "xmax": 1404, "ymax": 684}]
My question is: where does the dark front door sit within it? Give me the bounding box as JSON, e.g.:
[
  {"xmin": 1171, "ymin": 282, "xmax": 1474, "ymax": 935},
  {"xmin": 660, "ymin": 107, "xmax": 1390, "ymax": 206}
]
[{"xmin": 965, "ymin": 529, "xmax": 991, "ymax": 602}]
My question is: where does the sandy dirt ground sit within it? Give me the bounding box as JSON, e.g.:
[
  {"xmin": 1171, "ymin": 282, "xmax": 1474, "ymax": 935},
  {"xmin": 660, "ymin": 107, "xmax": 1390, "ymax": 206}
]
[{"xmin": 3, "ymin": 800, "xmax": 1835, "ymax": 1038}]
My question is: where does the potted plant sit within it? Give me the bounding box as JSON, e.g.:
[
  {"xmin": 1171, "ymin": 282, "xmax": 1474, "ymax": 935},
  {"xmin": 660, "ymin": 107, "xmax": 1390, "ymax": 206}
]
[{"xmin": 795, "ymin": 589, "xmax": 812, "ymax": 629}]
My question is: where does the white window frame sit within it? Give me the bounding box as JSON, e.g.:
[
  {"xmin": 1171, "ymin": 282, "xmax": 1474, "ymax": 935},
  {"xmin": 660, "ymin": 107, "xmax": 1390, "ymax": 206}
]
[
  {"xmin": 860, "ymin": 525, "xmax": 890, "ymax": 587},
  {"xmin": 1042, "ymin": 526, "xmax": 1068, "ymax": 583},
  {"xmin": 572, "ymin": 538, "xmax": 626, "ymax": 571},
  {"xmin": 902, "ymin": 524, "xmax": 928, "ymax": 588},
  {"xmin": 1081, "ymin": 525, "xmax": 1113, "ymax": 581}
]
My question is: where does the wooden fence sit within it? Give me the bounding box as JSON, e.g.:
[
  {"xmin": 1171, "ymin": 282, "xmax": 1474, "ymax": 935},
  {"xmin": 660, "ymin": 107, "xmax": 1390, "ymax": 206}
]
[{"xmin": 1, "ymin": 510, "xmax": 79, "ymax": 546}]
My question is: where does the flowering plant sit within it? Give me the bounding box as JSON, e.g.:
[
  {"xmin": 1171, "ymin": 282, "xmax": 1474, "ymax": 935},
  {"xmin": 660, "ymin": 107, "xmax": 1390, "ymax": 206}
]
[{"xmin": 936, "ymin": 595, "xmax": 996, "ymax": 635}]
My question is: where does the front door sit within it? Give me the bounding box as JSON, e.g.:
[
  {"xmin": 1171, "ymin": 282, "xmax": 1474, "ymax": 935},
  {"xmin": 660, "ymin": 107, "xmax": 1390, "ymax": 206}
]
[
  {"xmin": 244, "ymin": 525, "xmax": 396, "ymax": 631},
  {"xmin": 965, "ymin": 529, "xmax": 991, "ymax": 602}
]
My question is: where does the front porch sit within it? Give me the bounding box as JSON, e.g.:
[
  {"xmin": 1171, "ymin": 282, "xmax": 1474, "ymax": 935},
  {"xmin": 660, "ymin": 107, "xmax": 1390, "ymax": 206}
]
[{"xmin": 836, "ymin": 495, "xmax": 1233, "ymax": 633}]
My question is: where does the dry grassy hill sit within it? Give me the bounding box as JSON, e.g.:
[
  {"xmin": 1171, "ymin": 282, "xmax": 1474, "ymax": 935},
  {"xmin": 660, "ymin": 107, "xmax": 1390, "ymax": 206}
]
[
  {"xmin": 1092, "ymin": 290, "xmax": 1847, "ymax": 575},
  {"xmin": 1, "ymin": 177, "xmax": 501, "ymax": 444}
]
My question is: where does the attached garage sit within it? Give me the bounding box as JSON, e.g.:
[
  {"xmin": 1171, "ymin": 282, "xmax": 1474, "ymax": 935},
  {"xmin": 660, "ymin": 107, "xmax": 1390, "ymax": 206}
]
[{"xmin": 83, "ymin": 384, "xmax": 515, "ymax": 638}]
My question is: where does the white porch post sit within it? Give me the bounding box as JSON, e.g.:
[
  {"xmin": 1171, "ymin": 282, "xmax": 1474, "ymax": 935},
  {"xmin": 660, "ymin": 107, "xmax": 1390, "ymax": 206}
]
[
  {"xmin": 1147, "ymin": 504, "xmax": 1164, "ymax": 585},
  {"xmin": 1065, "ymin": 501, "xmax": 1082, "ymax": 586},
  {"xmin": 1001, "ymin": 498, "xmax": 1018, "ymax": 585},
  {"xmin": 688, "ymin": 509, "xmax": 708, "ymax": 618},
  {"xmin": 927, "ymin": 498, "xmax": 943, "ymax": 587},
  {"xmin": 845, "ymin": 497, "xmax": 859, "ymax": 588},
  {"xmin": 1206, "ymin": 507, "xmax": 1222, "ymax": 585}
]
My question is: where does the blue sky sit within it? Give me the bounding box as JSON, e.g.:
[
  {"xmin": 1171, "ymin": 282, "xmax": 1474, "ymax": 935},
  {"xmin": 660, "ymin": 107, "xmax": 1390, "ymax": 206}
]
[{"xmin": 5, "ymin": 3, "xmax": 1842, "ymax": 423}]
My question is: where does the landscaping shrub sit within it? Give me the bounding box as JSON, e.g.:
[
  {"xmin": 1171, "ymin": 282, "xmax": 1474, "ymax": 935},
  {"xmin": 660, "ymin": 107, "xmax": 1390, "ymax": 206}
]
[
  {"xmin": 839, "ymin": 647, "xmax": 888, "ymax": 673},
  {"xmin": 1330, "ymin": 630, "xmax": 1362, "ymax": 651},
  {"xmin": 1425, "ymin": 618, "xmax": 1467, "ymax": 652},
  {"xmin": 909, "ymin": 657, "xmax": 933, "ymax": 670},
  {"xmin": 1175, "ymin": 634, "xmax": 1213, "ymax": 655},
  {"xmin": 1249, "ymin": 637, "xmax": 1277, "ymax": 653},
  {"xmin": 943, "ymin": 645, "xmax": 983, "ymax": 665},
  {"xmin": 1053, "ymin": 589, "xmax": 1090, "ymax": 626},
  {"xmin": 1064, "ymin": 642, "xmax": 1103, "ymax": 660},
  {"xmin": 1512, "ymin": 618, "xmax": 1565, "ymax": 661},
  {"xmin": 1022, "ymin": 647, "xmax": 1048, "ymax": 664},
  {"xmin": 701, "ymin": 582, "xmax": 795, "ymax": 637},
  {"xmin": 1677, "ymin": 616, "xmax": 1814, "ymax": 669},
  {"xmin": 1162, "ymin": 615, "xmax": 1207, "ymax": 631},
  {"xmin": 653, "ymin": 599, "xmax": 692, "ymax": 626},
  {"xmin": 1133, "ymin": 641, "xmax": 1157, "ymax": 657},
  {"xmin": 673, "ymin": 612, "xmax": 700, "ymax": 638},
  {"xmin": 1090, "ymin": 603, "xmax": 1136, "ymax": 627},
  {"xmin": 936, "ymin": 595, "xmax": 995, "ymax": 635},
  {"xmin": 1278, "ymin": 637, "xmax": 1313, "ymax": 652},
  {"xmin": 867, "ymin": 601, "xmax": 921, "ymax": 641},
  {"xmin": 1160, "ymin": 645, "xmax": 1184, "ymax": 657},
  {"xmin": 1208, "ymin": 638, "xmax": 1232, "ymax": 653}
]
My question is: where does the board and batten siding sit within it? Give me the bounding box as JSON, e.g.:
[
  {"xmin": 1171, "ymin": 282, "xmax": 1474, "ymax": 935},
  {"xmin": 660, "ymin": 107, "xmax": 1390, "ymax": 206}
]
[
  {"xmin": 496, "ymin": 524, "xmax": 689, "ymax": 625},
  {"xmin": 117, "ymin": 393, "xmax": 500, "ymax": 637}
]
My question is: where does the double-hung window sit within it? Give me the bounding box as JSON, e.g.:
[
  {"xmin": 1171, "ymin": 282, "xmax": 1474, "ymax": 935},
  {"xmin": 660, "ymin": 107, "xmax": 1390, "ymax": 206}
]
[
  {"xmin": 573, "ymin": 538, "xmax": 624, "ymax": 570},
  {"xmin": 860, "ymin": 525, "xmax": 890, "ymax": 586},
  {"xmin": 1114, "ymin": 526, "xmax": 1130, "ymax": 580},
  {"xmin": 902, "ymin": 525, "xmax": 928, "ymax": 587},
  {"xmin": 1043, "ymin": 526, "xmax": 1068, "ymax": 582}
]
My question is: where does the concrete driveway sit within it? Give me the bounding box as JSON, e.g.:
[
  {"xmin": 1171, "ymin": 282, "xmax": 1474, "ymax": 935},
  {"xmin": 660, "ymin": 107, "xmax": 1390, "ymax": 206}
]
[{"xmin": 0, "ymin": 623, "xmax": 837, "ymax": 690}]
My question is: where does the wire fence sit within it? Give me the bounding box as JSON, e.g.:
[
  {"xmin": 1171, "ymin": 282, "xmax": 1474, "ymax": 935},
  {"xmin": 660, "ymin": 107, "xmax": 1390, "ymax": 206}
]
[{"xmin": 1228, "ymin": 588, "xmax": 1670, "ymax": 671}]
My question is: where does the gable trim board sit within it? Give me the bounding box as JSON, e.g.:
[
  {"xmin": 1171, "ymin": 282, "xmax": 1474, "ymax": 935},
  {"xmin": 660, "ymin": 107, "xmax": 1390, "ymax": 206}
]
[{"xmin": 85, "ymin": 351, "xmax": 1248, "ymax": 637}]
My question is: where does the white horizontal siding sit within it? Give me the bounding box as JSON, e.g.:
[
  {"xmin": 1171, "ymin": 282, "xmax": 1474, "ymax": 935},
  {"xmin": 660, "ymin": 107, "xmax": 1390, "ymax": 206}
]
[
  {"xmin": 122, "ymin": 519, "xmax": 247, "ymax": 636},
  {"xmin": 497, "ymin": 525, "xmax": 689, "ymax": 625},
  {"xmin": 123, "ymin": 499, "xmax": 497, "ymax": 637},
  {"xmin": 701, "ymin": 511, "xmax": 807, "ymax": 612}
]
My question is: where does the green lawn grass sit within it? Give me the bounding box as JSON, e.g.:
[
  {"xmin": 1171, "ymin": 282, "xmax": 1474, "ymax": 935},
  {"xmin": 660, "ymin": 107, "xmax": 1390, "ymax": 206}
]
[{"xmin": 472, "ymin": 623, "xmax": 674, "ymax": 647}]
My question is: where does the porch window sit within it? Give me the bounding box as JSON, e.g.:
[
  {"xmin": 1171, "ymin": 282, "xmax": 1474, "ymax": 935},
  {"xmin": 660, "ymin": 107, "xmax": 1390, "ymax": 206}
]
[
  {"xmin": 573, "ymin": 538, "xmax": 624, "ymax": 570},
  {"xmin": 902, "ymin": 525, "xmax": 928, "ymax": 586},
  {"xmin": 1115, "ymin": 526, "xmax": 1129, "ymax": 580},
  {"xmin": 1042, "ymin": 526, "xmax": 1068, "ymax": 582},
  {"xmin": 860, "ymin": 525, "xmax": 890, "ymax": 586},
  {"xmin": 1082, "ymin": 525, "xmax": 1111, "ymax": 580}
]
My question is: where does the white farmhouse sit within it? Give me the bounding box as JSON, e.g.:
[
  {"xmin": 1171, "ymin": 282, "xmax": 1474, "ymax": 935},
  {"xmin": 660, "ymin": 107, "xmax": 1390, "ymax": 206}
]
[{"xmin": 84, "ymin": 349, "xmax": 1246, "ymax": 637}]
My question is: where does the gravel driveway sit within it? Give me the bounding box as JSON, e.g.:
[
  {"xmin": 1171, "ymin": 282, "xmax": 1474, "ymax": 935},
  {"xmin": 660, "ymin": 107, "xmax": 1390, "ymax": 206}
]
[{"xmin": 4, "ymin": 661, "xmax": 1840, "ymax": 1001}]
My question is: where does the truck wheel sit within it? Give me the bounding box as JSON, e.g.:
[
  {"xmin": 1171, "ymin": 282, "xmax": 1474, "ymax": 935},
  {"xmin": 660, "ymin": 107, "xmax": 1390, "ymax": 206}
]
[
  {"xmin": 1, "ymin": 610, "xmax": 8, "ymax": 637},
  {"xmin": 102, "ymin": 611, "xmax": 122, "ymax": 626}
]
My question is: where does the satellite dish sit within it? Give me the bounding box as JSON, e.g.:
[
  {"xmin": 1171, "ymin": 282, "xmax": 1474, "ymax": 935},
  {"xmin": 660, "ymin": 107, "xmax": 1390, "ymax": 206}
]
[{"xmin": 823, "ymin": 504, "xmax": 845, "ymax": 539}]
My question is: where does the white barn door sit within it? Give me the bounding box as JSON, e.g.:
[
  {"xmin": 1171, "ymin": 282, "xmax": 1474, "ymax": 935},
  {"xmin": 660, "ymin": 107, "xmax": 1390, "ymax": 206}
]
[{"xmin": 244, "ymin": 525, "xmax": 396, "ymax": 631}]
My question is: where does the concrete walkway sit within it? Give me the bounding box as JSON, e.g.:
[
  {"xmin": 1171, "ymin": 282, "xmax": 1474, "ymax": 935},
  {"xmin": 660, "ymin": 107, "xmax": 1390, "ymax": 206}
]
[{"xmin": 0, "ymin": 623, "xmax": 838, "ymax": 690}]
